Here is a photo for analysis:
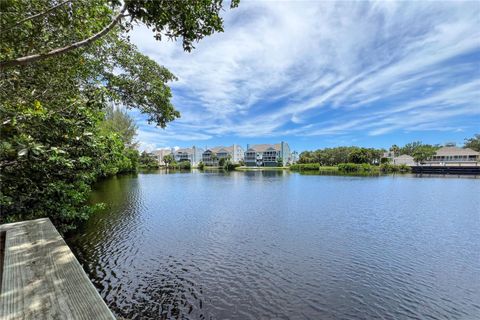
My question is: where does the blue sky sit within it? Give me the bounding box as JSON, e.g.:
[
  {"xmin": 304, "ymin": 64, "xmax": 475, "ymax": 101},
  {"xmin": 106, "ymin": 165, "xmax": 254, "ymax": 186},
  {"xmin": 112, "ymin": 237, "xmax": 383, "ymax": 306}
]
[{"xmin": 129, "ymin": 1, "xmax": 480, "ymax": 152}]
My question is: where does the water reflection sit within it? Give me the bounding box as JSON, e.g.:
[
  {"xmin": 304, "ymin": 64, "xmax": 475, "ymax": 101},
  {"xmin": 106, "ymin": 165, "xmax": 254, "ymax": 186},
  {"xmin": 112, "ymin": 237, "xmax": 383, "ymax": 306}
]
[{"xmin": 67, "ymin": 171, "xmax": 480, "ymax": 319}]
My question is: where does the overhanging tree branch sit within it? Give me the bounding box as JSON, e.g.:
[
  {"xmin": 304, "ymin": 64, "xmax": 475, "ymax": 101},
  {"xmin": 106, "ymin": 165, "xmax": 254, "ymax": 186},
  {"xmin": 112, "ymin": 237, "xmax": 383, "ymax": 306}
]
[{"xmin": 0, "ymin": 4, "xmax": 127, "ymax": 70}]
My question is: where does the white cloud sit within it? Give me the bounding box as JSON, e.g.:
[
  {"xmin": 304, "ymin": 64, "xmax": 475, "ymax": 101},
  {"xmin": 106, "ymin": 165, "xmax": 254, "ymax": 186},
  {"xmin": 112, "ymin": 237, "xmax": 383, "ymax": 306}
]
[{"xmin": 129, "ymin": 1, "xmax": 480, "ymax": 145}]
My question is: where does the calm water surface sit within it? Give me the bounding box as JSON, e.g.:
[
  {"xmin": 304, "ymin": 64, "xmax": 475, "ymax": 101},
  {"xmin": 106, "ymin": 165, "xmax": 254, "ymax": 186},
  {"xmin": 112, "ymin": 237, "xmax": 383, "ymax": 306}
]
[{"xmin": 67, "ymin": 171, "xmax": 480, "ymax": 319}]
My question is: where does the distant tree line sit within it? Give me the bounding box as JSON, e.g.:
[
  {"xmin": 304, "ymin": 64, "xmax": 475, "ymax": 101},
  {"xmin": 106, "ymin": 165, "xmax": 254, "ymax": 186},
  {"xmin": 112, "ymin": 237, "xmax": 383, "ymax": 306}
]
[
  {"xmin": 298, "ymin": 147, "xmax": 384, "ymax": 165},
  {"xmin": 298, "ymin": 134, "xmax": 479, "ymax": 166}
]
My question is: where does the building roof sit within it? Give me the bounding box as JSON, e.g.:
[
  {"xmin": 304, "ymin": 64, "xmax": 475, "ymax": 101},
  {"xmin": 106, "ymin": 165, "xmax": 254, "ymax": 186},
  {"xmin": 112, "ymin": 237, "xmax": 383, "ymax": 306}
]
[
  {"xmin": 435, "ymin": 147, "xmax": 479, "ymax": 156},
  {"xmin": 204, "ymin": 146, "xmax": 232, "ymax": 154},
  {"xmin": 247, "ymin": 144, "xmax": 282, "ymax": 152},
  {"xmin": 394, "ymin": 154, "xmax": 414, "ymax": 160},
  {"xmin": 204, "ymin": 145, "xmax": 243, "ymax": 154},
  {"xmin": 176, "ymin": 148, "xmax": 195, "ymax": 154},
  {"xmin": 152, "ymin": 149, "xmax": 172, "ymax": 156}
]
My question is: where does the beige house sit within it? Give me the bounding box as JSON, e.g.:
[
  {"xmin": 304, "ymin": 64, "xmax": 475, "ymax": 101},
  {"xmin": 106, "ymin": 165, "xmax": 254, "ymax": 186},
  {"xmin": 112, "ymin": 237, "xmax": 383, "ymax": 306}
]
[
  {"xmin": 428, "ymin": 147, "xmax": 479, "ymax": 165},
  {"xmin": 202, "ymin": 145, "xmax": 244, "ymax": 166}
]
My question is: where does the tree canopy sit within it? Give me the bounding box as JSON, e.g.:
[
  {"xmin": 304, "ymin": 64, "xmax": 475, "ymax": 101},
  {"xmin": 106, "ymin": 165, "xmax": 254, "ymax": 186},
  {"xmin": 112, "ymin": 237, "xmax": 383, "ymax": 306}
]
[
  {"xmin": 0, "ymin": 0, "xmax": 239, "ymax": 230},
  {"xmin": 100, "ymin": 105, "xmax": 138, "ymax": 147},
  {"xmin": 464, "ymin": 134, "xmax": 480, "ymax": 152},
  {"xmin": 298, "ymin": 146, "xmax": 384, "ymax": 165},
  {"xmin": 0, "ymin": 0, "xmax": 239, "ymax": 69}
]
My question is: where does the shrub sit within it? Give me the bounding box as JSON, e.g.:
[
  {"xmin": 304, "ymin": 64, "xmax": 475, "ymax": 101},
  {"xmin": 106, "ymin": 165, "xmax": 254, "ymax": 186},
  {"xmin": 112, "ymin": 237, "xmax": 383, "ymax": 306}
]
[
  {"xmin": 338, "ymin": 163, "xmax": 376, "ymax": 173},
  {"xmin": 380, "ymin": 157, "xmax": 390, "ymax": 164},
  {"xmin": 170, "ymin": 161, "xmax": 191, "ymax": 170},
  {"xmin": 380, "ymin": 163, "xmax": 411, "ymax": 173},
  {"xmin": 224, "ymin": 162, "xmax": 240, "ymax": 171},
  {"xmin": 337, "ymin": 163, "xmax": 359, "ymax": 172},
  {"xmin": 139, "ymin": 151, "xmax": 159, "ymax": 169}
]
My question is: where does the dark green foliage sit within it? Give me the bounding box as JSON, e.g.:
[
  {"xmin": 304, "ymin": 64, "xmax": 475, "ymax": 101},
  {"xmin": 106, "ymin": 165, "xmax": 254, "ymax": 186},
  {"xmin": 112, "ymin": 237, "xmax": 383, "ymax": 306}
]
[
  {"xmin": 139, "ymin": 151, "xmax": 159, "ymax": 169},
  {"xmin": 348, "ymin": 148, "xmax": 372, "ymax": 164},
  {"xmin": 103, "ymin": 41, "xmax": 179, "ymax": 127},
  {"xmin": 0, "ymin": 40, "xmax": 146, "ymax": 231},
  {"xmin": 178, "ymin": 161, "xmax": 192, "ymax": 170},
  {"xmin": 219, "ymin": 155, "xmax": 238, "ymax": 171},
  {"xmin": 380, "ymin": 163, "xmax": 411, "ymax": 173},
  {"xmin": 337, "ymin": 163, "xmax": 375, "ymax": 173},
  {"xmin": 299, "ymin": 147, "xmax": 384, "ymax": 165},
  {"xmin": 464, "ymin": 134, "xmax": 480, "ymax": 151},
  {"xmin": 412, "ymin": 145, "xmax": 437, "ymax": 163},
  {"xmin": 0, "ymin": 98, "xmax": 137, "ymax": 232},
  {"xmin": 399, "ymin": 141, "xmax": 423, "ymax": 156},
  {"xmin": 0, "ymin": 0, "xmax": 239, "ymax": 69},
  {"xmin": 208, "ymin": 153, "xmax": 218, "ymax": 165},
  {"xmin": 398, "ymin": 141, "xmax": 440, "ymax": 157},
  {"xmin": 0, "ymin": 0, "xmax": 238, "ymax": 231},
  {"xmin": 123, "ymin": 0, "xmax": 240, "ymax": 52},
  {"xmin": 380, "ymin": 157, "xmax": 390, "ymax": 164},
  {"xmin": 170, "ymin": 161, "xmax": 192, "ymax": 170},
  {"xmin": 162, "ymin": 154, "xmax": 174, "ymax": 167},
  {"xmin": 389, "ymin": 144, "xmax": 400, "ymax": 156},
  {"xmin": 100, "ymin": 106, "xmax": 138, "ymax": 148},
  {"xmin": 218, "ymin": 157, "xmax": 226, "ymax": 167},
  {"xmin": 223, "ymin": 162, "xmax": 240, "ymax": 171},
  {"xmin": 197, "ymin": 161, "xmax": 205, "ymax": 170}
]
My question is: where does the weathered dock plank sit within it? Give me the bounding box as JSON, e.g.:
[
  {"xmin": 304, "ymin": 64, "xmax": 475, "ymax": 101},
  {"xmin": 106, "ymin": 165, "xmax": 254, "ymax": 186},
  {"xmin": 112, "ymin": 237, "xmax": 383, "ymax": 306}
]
[{"xmin": 0, "ymin": 218, "xmax": 115, "ymax": 320}]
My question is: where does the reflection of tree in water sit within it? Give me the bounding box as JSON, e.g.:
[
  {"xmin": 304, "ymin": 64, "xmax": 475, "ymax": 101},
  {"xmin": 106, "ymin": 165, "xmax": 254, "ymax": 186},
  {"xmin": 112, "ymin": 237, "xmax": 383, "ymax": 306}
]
[
  {"xmin": 67, "ymin": 173, "xmax": 141, "ymax": 244},
  {"xmin": 66, "ymin": 174, "xmax": 147, "ymax": 306},
  {"xmin": 67, "ymin": 173, "xmax": 208, "ymax": 320},
  {"xmin": 243, "ymin": 170, "xmax": 289, "ymax": 180}
]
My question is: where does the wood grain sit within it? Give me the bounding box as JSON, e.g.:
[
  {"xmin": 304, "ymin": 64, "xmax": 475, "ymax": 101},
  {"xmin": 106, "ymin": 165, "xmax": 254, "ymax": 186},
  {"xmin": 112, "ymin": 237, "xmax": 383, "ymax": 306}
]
[{"xmin": 0, "ymin": 218, "xmax": 115, "ymax": 320}]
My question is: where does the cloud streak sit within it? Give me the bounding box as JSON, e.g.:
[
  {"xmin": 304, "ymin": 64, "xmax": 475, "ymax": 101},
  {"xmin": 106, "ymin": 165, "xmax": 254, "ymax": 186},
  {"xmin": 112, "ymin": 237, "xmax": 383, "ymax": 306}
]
[{"xmin": 130, "ymin": 1, "xmax": 480, "ymax": 150}]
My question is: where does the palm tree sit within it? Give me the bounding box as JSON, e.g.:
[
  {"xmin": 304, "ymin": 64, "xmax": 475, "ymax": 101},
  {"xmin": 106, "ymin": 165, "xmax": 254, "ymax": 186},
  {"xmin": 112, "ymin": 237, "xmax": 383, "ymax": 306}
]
[
  {"xmin": 163, "ymin": 154, "xmax": 175, "ymax": 168},
  {"xmin": 210, "ymin": 153, "xmax": 218, "ymax": 166},
  {"xmin": 390, "ymin": 144, "xmax": 400, "ymax": 157}
]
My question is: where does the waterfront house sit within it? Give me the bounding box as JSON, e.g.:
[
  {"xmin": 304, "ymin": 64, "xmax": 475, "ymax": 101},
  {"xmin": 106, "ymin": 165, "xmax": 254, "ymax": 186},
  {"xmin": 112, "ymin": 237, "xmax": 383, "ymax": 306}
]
[
  {"xmin": 244, "ymin": 142, "xmax": 291, "ymax": 167},
  {"xmin": 153, "ymin": 148, "xmax": 174, "ymax": 166},
  {"xmin": 173, "ymin": 146, "xmax": 204, "ymax": 166},
  {"xmin": 428, "ymin": 147, "xmax": 479, "ymax": 165},
  {"xmin": 202, "ymin": 145, "xmax": 244, "ymax": 166}
]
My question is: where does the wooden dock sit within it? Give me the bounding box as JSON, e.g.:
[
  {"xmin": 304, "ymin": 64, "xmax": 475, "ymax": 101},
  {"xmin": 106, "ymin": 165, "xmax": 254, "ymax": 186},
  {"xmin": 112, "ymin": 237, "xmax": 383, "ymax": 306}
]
[
  {"xmin": 411, "ymin": 165, "xmax": 480, "ymax": 175},
  {"xmin": 0, "ymin": 218, "xmax": 115, "ymax": 320}
]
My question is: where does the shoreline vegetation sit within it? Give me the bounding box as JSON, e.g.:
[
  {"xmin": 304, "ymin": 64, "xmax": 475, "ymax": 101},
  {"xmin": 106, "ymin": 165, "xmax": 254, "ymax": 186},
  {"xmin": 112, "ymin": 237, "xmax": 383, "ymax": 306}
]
[
  {"xmin": 290, "ymin": 163, "xmax": 411, "ymax": 174},
  {"xmin": 0, "ymin": 1, "xmax": 239, "ymax": 231}
]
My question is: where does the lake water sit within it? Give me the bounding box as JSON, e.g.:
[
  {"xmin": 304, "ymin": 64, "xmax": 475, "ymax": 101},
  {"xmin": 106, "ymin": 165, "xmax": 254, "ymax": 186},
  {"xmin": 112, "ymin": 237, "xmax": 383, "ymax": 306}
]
[{"xmin": 66, "ymin": 170, "xmax": 480, "ymax": 319}]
